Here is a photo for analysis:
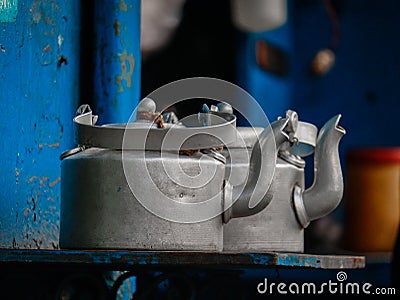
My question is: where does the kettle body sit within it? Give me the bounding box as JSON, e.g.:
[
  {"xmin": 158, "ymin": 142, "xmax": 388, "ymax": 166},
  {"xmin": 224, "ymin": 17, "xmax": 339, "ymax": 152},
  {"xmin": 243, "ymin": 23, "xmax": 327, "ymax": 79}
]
[
  {"xmin": 60, "ymin": 148, "xmax": 226, "ymax": 251},
  {"xmin": 224, "ymin": 156, "xmax": 305, "ymax": 252}
]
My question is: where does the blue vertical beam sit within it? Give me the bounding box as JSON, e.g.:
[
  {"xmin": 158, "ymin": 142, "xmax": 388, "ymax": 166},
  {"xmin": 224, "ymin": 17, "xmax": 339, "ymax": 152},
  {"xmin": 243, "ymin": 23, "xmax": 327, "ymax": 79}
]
[
  {"xmin": 93, "ymin": 0, "xmax": 141, "ymax": 123},
  {"xmin": 0, "ymin": 0, "xmax": 80, "ymax": 248}
]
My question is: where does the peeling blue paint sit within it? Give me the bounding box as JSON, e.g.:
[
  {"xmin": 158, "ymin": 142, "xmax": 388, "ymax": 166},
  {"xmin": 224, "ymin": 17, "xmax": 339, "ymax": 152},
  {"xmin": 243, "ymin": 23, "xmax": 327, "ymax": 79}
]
[
  {"xmin": 251, "ymin": 253, "xmax": 322, "ymax": 268},
  {"xmin": 277, "ymin": 254, "xmax": 319, "ymax": 268},
  {"xmin": 0, "ymin": 0, "xmax": 80, "ymax": 249},
  {"xmin": 0, "ymin": 0, "xmax": 18, "ymax": 22},
  {"xmin": 248, "ymin": 253, "xmax": 272, "ymax": 265},
  {"xmin": 93, "ymin": 0, "xmax": 141, "ymax": 123}
]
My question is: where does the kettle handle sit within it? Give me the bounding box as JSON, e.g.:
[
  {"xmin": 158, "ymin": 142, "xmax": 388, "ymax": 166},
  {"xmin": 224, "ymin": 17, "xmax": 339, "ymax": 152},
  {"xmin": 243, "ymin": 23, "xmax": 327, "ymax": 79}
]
[{"xmin": 224, "ymin": 111, "xmax": 298, "ymax": 222}]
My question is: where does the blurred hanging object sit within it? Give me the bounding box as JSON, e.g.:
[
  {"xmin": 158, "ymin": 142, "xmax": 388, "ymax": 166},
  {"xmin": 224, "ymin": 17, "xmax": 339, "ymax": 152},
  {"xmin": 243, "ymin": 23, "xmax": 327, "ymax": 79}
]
[
  {"xmin": 310, "ymin": 48, "xmax": 336, "ymax": 77},
  {"xmin": 310, "ymin": 0, "xmax": 340, "ymax": 76},
  {"xmin": 141, "ymin": 0, "xmax": 186, "ymax": 58},
  {"xmin": 255, "ymin": 40, "xmax": 288, "ymax": 76},
  {"xmin": 231, "ymin": 0, "xmax": 287, "ymax": 32}
]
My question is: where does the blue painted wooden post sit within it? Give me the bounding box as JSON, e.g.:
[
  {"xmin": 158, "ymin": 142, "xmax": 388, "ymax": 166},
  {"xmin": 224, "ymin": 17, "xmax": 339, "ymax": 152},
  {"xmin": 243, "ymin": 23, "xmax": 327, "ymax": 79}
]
[
  {"xmin": 0, "ymin": 0, "xmax": 80, "ymax": 248},
  {"xmin": 93, "ymin": 0, "xmax": 141, "ymax": 123}
]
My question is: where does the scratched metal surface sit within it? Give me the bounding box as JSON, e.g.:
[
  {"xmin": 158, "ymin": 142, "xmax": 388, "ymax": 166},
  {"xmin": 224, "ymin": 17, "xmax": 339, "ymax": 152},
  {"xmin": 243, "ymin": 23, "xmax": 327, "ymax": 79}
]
[
  {"xmin": 92, "ymin": 0, "xmax": 141, "ymax": 123},
  {"xmin": 0, "ymin": 249, "xmax": 366, "ymax": 269},
  {"xmin": 0, "ymin": 0, "xmax": 80, "ymax": 249}
]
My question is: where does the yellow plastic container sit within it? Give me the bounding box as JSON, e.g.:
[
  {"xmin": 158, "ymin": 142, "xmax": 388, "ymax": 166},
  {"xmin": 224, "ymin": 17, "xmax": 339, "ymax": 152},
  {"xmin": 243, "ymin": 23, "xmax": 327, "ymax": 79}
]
[{"xmin": 343, "ymin": 148, "xmax": 400, "ymax": 252}]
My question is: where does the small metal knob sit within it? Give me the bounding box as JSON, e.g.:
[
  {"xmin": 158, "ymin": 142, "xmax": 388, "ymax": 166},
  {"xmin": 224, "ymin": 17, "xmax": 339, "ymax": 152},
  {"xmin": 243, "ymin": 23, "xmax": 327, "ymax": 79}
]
[
  {"xmin": 137, "ymin": 98, "xmax": 156, "ymax": 113},
  {"xmin": 217, "ymin": 102, "xmax": 233, "ymax": 114}
]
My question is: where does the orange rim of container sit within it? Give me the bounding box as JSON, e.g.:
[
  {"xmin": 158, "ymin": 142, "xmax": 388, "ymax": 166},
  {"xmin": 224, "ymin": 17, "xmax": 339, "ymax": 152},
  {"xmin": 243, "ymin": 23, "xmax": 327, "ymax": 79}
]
[{"xmin": 347, "ymin": 147, "xmax": 400, "ymax": 164}]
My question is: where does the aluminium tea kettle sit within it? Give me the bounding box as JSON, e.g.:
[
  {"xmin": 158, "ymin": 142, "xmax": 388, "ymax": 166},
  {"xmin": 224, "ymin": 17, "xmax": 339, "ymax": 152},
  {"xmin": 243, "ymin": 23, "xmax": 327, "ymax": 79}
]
[{"xmin": 59, "ymin": 100, "xmax": 297, "ymax": 251}]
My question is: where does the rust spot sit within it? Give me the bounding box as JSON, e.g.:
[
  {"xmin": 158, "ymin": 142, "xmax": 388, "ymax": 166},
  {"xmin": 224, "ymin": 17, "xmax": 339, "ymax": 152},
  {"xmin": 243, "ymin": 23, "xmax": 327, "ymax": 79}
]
[
  {"xmin": 38, "ymin": 142, "xmax": 60, "ymax": 149},
  {"xmin": 28, "ymin": 176, "xmax": 51, "ymax": 187},
  {"xmin": 39, "ymin": 177, "xmax": 49, "ymax": 186},
  {"xmin": 179, "ymin": 149, "xmax": 200, "ymax": 156},
  {"xmin": 49, "ymin": 177, "xmax": 61, "ymax": 187},
  {"xmin": 113, "ymin": 20, "xmax": 121, "ymax": 36},
  {"xmin": 116, "ymin": 50, "xmax": 135, "ymax": 93},
  {"xmin": 15, "ymin": 168, "xmax": 21, "ymax": 184},
  {"xmin": 31, "ymin": 0, "xmax": 59, "ymax": 25},
  {"xmin": 28, "ymin": 176, "xmax": 37, "ymax": 183},
  {"xmin": 31, "ymin": 0, "xmax": 41, "ymax": 23},
  {"xmin": 42, "ymin": 45, "xmax": 52, "ymax": 53},
  {"xmin": 119, "ymin": 0, "xmax": 128, "ymax": 11},
  {"xmin": 154, "ymin": 114, "xmax": 165, "ymax": 129},
  {"xmin": 23, "ymin": 208, "xmax": 30, "ymax": 217}
]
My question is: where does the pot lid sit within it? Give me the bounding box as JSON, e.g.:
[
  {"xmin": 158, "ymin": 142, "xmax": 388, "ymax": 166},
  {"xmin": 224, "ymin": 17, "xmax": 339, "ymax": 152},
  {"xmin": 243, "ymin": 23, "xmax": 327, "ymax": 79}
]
[{"xmin": 73, "ymin": 103, "xmax": 237, "ymax": 151}]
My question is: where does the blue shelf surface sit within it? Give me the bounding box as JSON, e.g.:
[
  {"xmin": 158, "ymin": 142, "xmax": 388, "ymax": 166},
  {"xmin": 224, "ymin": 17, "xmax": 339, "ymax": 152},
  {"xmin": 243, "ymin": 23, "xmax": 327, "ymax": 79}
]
[{"xmin": 0, "ymin": 249, "xmax": 365, "ymax": 270}]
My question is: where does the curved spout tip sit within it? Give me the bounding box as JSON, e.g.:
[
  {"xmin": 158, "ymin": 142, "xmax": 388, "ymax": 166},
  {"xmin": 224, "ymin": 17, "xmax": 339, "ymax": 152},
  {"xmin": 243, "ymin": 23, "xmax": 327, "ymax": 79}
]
[
  {"xmin": 333, "ymin": 114, "xmax": 346, "ymax": 135},
  {"xmin": 322, "ymin": 114, "xmax": 346, "ymax": 137},
  {"xmin": 293, "ymin": 114, "xmax": 346, "ymax": 228}
]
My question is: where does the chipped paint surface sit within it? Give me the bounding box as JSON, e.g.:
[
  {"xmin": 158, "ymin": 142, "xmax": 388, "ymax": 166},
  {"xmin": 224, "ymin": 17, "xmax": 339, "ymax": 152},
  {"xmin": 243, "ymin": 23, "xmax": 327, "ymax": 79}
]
[
  {"xmin": 248, "ymin": 253, "xmax": 272, "ymax": 265},
  {"xmin": 119, "ymin": 0, "xmax": 128, "ymax": 11},
  {"xmin": 116, "ymin": 50, "xmax": 134, "ymax": 92},
  {"xmin": 57, "ymin": 34, "xmax": 63, "ymax": 49},
  {"xmin": 93, "ymin": 0, "xmax": 140, "ymax": 123},
  {"xmin": 38, "ymin": 142, "xmax": 60, "ymax": 149},
  {"xmin": 276, "ymin": 254, "xmax": 319, "ymax": 268},
  {"xmin": 0, "ymin": 0, "xmax": 18, "ymax": 22},
  {"xmin": 49, "ymin": 177, "xmax": 61, "ymax": 187},
  {"xmin": 0, "ymin": 0, "xmax": 80, "ymax": 249},
  {"xmin": 30, "ymin": 0, "xmax": 60, "ymax": 25},
  {"xmin": 113, "ymin": 20, "xmax": 121, "ymax": 36},
  {"xmin": 19, "ymin": 176, "xmax": 60, "ymax": 249}
]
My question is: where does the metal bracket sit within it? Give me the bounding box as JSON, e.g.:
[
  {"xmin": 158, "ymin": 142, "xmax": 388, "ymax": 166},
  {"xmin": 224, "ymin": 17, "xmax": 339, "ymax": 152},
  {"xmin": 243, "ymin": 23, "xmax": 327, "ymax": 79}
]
[
  {"xmin": 222, "ymin": 181, "xmax": 233, "ymax": 224},
  {"xmin": 201, "ymin": 149, "xmax": 226, "ymax": 164},
  {"xmin": 293, "ymin": 184, "xmax": 310, "ymax": 228}
]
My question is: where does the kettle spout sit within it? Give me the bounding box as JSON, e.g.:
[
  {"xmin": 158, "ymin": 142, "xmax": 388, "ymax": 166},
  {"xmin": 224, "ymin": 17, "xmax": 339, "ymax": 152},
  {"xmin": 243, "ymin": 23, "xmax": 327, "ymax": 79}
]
[{"xmin": 293, "ymin": 115, "xmax": 346, "ymax": 228}]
